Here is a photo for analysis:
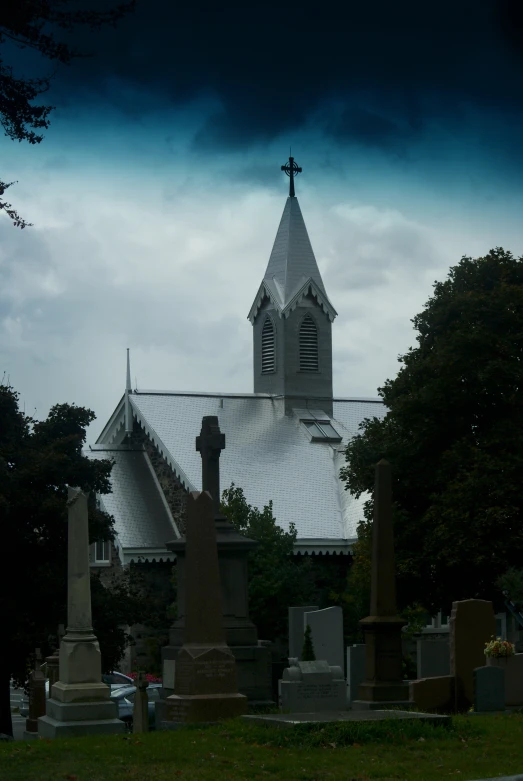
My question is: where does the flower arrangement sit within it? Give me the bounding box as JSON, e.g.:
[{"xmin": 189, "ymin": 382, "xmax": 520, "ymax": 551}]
[
  {"xmin": 484, "ymin": 636, "xmax": 515, "ymax": 658},
  {"xmin": 129, "ymin": 671, "xmax": 162, "ymax": 683}
]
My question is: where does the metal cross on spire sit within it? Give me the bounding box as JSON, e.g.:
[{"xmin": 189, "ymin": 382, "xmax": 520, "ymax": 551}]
[{"xmin": 281, "ymin": 155, "xmax": 302, "ymax": 198}]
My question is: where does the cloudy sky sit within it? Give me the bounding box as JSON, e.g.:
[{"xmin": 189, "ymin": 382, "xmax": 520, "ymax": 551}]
[{"xmin": 1, "ymin": 0, "xmax": 523, "ymax": 443}]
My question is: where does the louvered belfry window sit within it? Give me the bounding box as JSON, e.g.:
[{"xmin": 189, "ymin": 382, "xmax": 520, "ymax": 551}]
[
  {"xmin": 299, "ymin": 314, "xmax": 319, "ymax": 371},
  {"xmin": 261, "ymin": 316, "xmax": 275, "ymax": 373}
]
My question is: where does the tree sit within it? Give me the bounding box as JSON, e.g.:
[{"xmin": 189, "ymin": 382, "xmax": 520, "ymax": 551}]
[
  {"xmin": 0, "ymin": 383, "xmax": 145, "ymax": 738},
  {"xmin": 340, "ymin": 248, "xmax": 523, "ymax": 616},
  {"xmin": 301, "ymin": 624, "xmax": 316, "ymax": 661},
  {"xmin": 220, "ymin": 483, "xmax": 317, "ymax": 643},
  {"xmin": 0, "ymin": 0, "xmax": 135, "ymax": 228}
]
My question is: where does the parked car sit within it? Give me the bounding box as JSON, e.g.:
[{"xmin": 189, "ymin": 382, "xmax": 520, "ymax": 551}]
[
  {"xmin": 19, "ymin": 671, "xmax": 135, "ymax": 717},
  {"xmin": 109, "ymin": 683, "xmax": 162, "ymax": 732}
]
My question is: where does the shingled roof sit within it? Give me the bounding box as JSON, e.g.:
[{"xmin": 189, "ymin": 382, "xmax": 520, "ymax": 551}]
[{"xmin": 91, "ymin": 391, "xmax": 386, "ymax": 560}]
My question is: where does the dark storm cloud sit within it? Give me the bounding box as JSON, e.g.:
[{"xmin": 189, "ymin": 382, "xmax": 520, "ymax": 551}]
[{"xmin": 10, "ymin": 0, "xmax": 523, "ymax": 151}]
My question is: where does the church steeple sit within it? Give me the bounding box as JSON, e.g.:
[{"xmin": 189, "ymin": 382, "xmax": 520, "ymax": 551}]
[{"xmin": 248, "ymin": 158, "xmax": 337, "ymax": 416}]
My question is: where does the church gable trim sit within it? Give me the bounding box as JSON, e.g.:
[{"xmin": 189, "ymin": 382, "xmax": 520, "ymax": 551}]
[
  {"xmin": 248, "ymin": 278, "xmax": 336, "ymax": 324},
  {"xmin": 282, "ymin": 278, "xmax": 337, "ymax": 321},
  {"xmin": 126, "ymin": 398, "xmax": 197, "ymax": 494}
]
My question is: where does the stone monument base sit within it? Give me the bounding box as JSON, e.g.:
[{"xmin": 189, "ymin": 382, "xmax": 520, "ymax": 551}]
[
  {"xmin": 38, "ymin": 698, "xmax": 125, "ymax": 738},
  {"xmin": 164, "ymin": 692, "xmax": 248, "ymax": 723}
]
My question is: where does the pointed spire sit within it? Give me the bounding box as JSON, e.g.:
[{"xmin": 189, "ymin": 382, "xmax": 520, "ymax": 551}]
[
  {"xmin": 125, "ymin": 348, "xmax": 133, "ymax": 435},
  {"xmin": 248, "ymin": 158, "xmax": 337, "ymax": 323}
]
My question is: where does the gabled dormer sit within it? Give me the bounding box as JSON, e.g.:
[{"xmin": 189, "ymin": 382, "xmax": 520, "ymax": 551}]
[{"xmin": 248, "ymin": 158, "xmax": 337, "ymax": 416}]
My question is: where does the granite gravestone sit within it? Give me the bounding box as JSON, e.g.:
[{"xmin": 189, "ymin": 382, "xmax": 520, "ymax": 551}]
[
  {"xmin": 38, "ymin": 489, "xmax": 124, "ymax": 738},
  {"xmin": 450, "ymin": 600, "xmax": 496, "ymax": 710},
  {"xmin": 280, "ymin": 660, "xmax": 346, "ymax": 713},
  {"xmin": 347, "ymin": 644, "xmax": 366, "ymax": 705},
  {"xmin": 164, "ymin": 490, "xmax": 248, "ymax": 724},
  {"xmin": 353, "ymin": 460, "xmax": 410, "ymax": 710},
  {"xmin": 162, "ymin": 417, "xmax": 271, "ymax": 705},
  {"xmin": 304, "ymin": 607, "xmax": 344, "ymax": 671},
  {"xmin": 474, "ymin": 666, "xmax": 505, "ymax": 713}
]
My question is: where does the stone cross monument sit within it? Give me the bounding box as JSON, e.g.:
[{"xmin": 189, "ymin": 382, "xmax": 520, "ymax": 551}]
[
  {"xmin": 164, "ymin": 490, "xmax": 248, "ymax": 723},
  {"xmin": 196, "ymin": 416, "xmax": 225, "ymax": 519},
  {"xmin": 352, "ymin": 460, "xmax": 411, "ymax": 710},
  {"xmin": 162, "ymin": 416, "xmax": 272, "ymax": 706},
  {"xmin": 38, "ymin": 488, "xmax": 125, "ymax": 737}
]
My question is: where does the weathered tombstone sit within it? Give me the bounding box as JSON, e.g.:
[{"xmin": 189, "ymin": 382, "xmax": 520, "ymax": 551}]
[
  {"xmin": 133, "ymin": 671, "xmax": 149, "ymax": 733},
  {"xmin": 304, "ymin": 607, "xmax": 344, "ymax": 671},
  {"xmin": 347, "ymin": 644, "xmax": 366, "ymax": 705},
  {"xmin": 417, "ymin": 637, "xmax": 450, "ymax": 679},
  {"xmin": 38, "ymin": 489, "xmax": 125, "ymax": 738},
  {"xmin": 487, "ymin": 654, "xmax": 523, "ymax": 706},
  {"xmin": 450, "ymin": 599, "xmax": 496, "ymax": 711},
  {"xmin": 474, "ymin": 666, "xmax": 505, "ymax": 713},
  {"xmin": 162, "ymin": 417, "xmax": 272, "ymax": 707},
  {"xmin": 288, "ymin": 606, "xmax": 319, "ymax": 659},
  {"xmin": 280, "ymin": 660, "xmax": 346, "ymax": 713},
  {"xmin": 163, "ymin": 490, "xmax": 248, "ymax": 724},
  {"xmin": 45, "ymin": 625, "xmax": 65, "ymax": 690},
  {"xmin": 352, "ymin": 460, "xmax": 411, "ymax": 710},
  {"xmin": 23, "ymin": 649, "xmax": 47, "ymax": 739}
]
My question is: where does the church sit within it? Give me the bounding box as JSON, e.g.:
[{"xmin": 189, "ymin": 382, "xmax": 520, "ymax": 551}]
[{"xmin": 87, "ymin": 158, "xmax": 386, "ymax": 570}]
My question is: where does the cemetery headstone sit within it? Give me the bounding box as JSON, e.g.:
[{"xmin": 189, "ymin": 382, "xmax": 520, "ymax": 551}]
[
  {"xmin": 487, "ymin": 654, "xmax": 523, "ymax": 706},
  {"xmin": 347, "ymin": 644, "xmax": 366, "ymax": 705},
  {"xmin": 288, "ymin": 606, "xmax": 319, "ymax": 659},
  {"xmin": 163, "ymin": 490, "xmax": 248, "ymax": 724},
  {"xmin": 417, "ymin": 637, "xmax": 450, "ymax": 679},
  {"xmin": 133, "ymin": 671, "xmax": 149, "ymax": 733},
  {"xmin": 280, "ymin": 660, "xmax": 346, "ymax": 713},
  {"xmin": 450, "ymin": 599, "xmax": 496, "ymax": 710},
  {"xmin": 304, "ymin": 607, "xmax": 344, "ymax": 671},
  {"xmin": 352, "ymin": 460, "xmax": 411, "ymax": 709},
  {"xmin": 38, "ymin": 489, "xmax": 125, "ymax": 738},
  {"xmin": 23, "ymin": 649, "xmax": 47, "ymax": 739},
  {"xmin": 474, "ymin": 666, "xmax": 505, "ymax": 713}
]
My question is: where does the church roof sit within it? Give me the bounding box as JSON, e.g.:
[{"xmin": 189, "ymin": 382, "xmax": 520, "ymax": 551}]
[
  {"xmin": 88, "ymin": 445, "xmax": 179, "ymax": 564},
  {"xmin": 93, "ymin": 391, "xmax": 386, "ymax": 556},
  {"xmin": 248, "ymin": 197, "xmax": 337, "ymax": 323}
]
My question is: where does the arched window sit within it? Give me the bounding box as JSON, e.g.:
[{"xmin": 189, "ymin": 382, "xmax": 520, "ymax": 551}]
[
  {"xmin": 299, "ymin": 313, "xmax": 318, "ymax": 371},
  {"xmin": 261, "ymin": 316, "xmax": 275, "ymax": 373}
]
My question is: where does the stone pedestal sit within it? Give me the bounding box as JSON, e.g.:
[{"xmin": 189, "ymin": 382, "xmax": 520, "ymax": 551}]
[{"xmin": 38, "ymin": 489, "xmax": 125, "ymax": 738}]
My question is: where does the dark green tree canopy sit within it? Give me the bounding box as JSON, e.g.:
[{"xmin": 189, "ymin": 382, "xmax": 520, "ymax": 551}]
[
  {"xmin": 341, "ymin": 248, "xmax": 523, "ymax": 615},
  {"xmin": 0, "ymin": 383, "xmax": 140, "ymax": 737},
  {"xmin": 220, "ymin": 483, "xmax": 317, "ymax": 642}
]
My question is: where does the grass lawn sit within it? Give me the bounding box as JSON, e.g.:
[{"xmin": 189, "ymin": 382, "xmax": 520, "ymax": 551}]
[{"xmin": 2, "ymin": 713, "xmax": 523, "ymax": 781}]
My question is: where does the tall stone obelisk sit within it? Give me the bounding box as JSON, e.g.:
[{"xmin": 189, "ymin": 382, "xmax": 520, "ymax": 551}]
[
  {"xmin": 38, "ymin": 488, "xmax": 125, "ymax": 737},
  {"xmin": 352, "ymin": 460, "xmax": 411, "ymax": 710}
]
